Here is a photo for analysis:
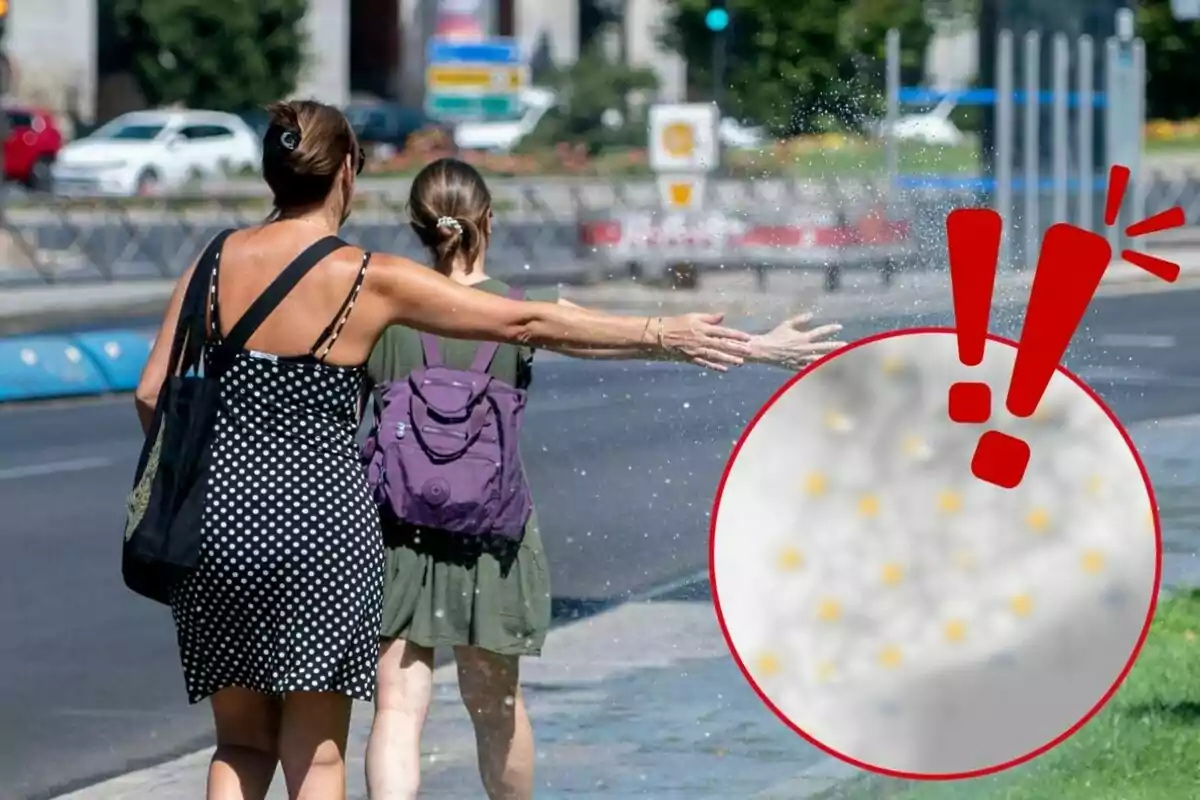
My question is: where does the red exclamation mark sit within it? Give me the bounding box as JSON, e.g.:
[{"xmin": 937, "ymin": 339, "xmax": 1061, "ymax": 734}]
[
  {"xmin": 946, "ymin": 209, "xmax": 1002, "ymax": 424},
  {"xmin": 970, "ymin": 223, "xmax": 1113, "ymax": 489}
]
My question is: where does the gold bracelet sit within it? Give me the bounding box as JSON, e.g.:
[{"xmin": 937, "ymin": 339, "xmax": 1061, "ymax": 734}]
[{"xmin": 655, "ymin": 317, "xmax": 665, "ymax": 350}]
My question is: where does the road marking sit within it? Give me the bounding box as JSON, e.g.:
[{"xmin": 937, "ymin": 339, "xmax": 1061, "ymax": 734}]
[
  {"xmin": 1096, "ymin": 334, "xmax": 1177, "ymax": 348},
  {"xmin": 0, "ymin": 456, "xmax": 114, "ymax": 481}
]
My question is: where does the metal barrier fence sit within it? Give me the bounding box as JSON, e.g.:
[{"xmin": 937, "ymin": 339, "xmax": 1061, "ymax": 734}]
[
  {"xmin": 1, "ymin": 170, "xmax": 1198, "ymax": 290},
  {"xmin": 885, "ymin": 19, "xmax": 1150, "ymax": 268}
]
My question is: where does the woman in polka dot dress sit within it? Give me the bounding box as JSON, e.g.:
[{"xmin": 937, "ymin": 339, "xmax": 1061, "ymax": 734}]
[{"xmin": 133, "ymin": 101, "xmax": 764, "ymax": 800}]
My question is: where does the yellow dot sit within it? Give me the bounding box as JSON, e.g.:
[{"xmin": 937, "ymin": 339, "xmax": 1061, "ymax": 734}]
[
  {"xmin": 1086, "ymin": 475, "xmax": 1103, "ymax": 496},
  {"xmin": 777, "ymin": 546, "xmax": 805, "ymax": 571},
  {"xmin": 882, "ymin": 356, "xmax": 905, "ymax": 375},
  {"xmin": 1009, "ymin": 593, "xmax": 1034, "ymax": 618},
  {"xmin": 1025, "ymin": 507, "xmax": 1051, "ymax": 533},
  {"xmin": 879, "ymin": 645, "xmax": 904, "ymax": 669},
  {"xmin": 881, "ymin": 562, "xmax": 904, "ymax": 586},
  {"xmin": 816, "ymin": 598, "xmax": 842, "ymax": 622},
  {"xmin": 1081, "ymin": 550, "xmax": 1106, "ymax": 574},
  {"xmin": 823, "ymin": 410, "xmax": 851, "ymax": 432},
  {"xmin": 802, "ymin": 471, "xmax": 827, "ymax": 496},
  {"xmin": 901, "ymin": 435, "xmax": 927, "ymax": 457},
  {"xmin": 944, "ymin": 619, "xmax": 968, "ymax": 643},
  {"xmin": 952, "ymin": 550, "xmax": 976, "ymax": 570},
  {"xmin": 857, "ymin": 494, "xmax": 880, "ymax": 518},
  {"xmin": 816, "ymin": 661, "xmax": 836, "ymax": 682},
  {"xmin": 938, "ymin": 490, "xmax": 962, "ymax": 514},
  {"xmin": 755, "ymin": 653, "xmax": 781, "ymax": 676},
  {"xmin": 1031, "ymin": 405, "xmax": 1058, "ymax": 423}
]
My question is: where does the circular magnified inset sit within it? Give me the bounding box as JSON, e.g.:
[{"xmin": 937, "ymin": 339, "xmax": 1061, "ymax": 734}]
[{"xmin": 710, "ymin": 329, "xmax": 1160, "ymax": 779}]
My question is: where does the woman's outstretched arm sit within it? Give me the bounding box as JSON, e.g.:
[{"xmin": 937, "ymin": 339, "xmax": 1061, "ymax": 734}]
[
  {"xmin": 367, "ymin": 253, "xmax": 753, "ymax": 371},
  {"xmin": 547, "ymin": 300, "xmax": 845, "ymax": 370}
]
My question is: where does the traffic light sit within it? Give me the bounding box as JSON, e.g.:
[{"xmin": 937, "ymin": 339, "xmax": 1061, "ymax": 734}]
[
  {"xmin": 706, "ymin": 0, "xmax": 729, "ymax": 108},
  {"xmin": 705, "ymin": 2, "xmax": 729, "ymax": 32}
]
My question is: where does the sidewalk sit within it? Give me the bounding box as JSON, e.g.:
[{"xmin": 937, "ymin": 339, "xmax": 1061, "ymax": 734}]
[
  {"xmin": 54, "ymin": 415, "xmax": 1200, "ymax": 800},
  {"xmin": 4, "ymin": 250, "xmax": 1200, "ymax": 337}
]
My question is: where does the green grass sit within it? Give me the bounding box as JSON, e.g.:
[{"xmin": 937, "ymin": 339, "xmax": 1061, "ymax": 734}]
[{"xmin": 835, "ymin": 589, "xmax": 1200, "ymax": 800}]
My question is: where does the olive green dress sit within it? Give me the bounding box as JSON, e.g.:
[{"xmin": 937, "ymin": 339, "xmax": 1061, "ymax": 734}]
[{"xmin": 367, "ymin": 279, "xmax": 557, "ymax": 656}]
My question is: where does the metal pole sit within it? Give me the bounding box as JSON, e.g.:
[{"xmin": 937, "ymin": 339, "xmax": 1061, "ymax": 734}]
[
  {"xmin": 1023, "ymin": 31, "xmax": 1040, "ymax": 270},
  {"xmin": 712, "ymin": 32, "xmax": 726, "ymax": 110},
  {"xmin": 1105, "ymin": 36, "xmax": 1120, "ymax": 254},
  {"xmin": 1133, "ymin": 37, "xmax": 1147, "ymax": 231},
  {"xmin": 1052, "ymin": 33, "xmax": 1069, "ymax": 226},
  {"xmin": 1078, "ymin": 35, "xmax": 1094, "ymax": 232},
  {"xmin": 996, "ymin": 30, "xmax": 1014, "ymax": 269},
  {"xmin": 885, "ymin": 28, "xmax": 901, "ymax": 205}
]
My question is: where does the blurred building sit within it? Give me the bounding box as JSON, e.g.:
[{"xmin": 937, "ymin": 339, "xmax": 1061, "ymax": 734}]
[
  {"xmin": 5, "ymin": 0, "xmax": 97, "ymax": 132},
  {"xmin": 6, "ymin": 0, "xmax": 682, "ymax": 126}
]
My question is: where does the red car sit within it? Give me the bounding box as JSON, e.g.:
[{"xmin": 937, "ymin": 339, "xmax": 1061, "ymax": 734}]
[{"xmin": 4, "ymin": 107, "xmax": 62, "ymax": 190}]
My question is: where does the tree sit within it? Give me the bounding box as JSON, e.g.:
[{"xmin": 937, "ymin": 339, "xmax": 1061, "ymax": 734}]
[
  {"xmin": 518, "ymin": 41, "xmax": 660, "ymax": 154},
  {"xmin": 662, "ymin": 0, "xmax": 930, "ymax": 135},
  {"xmin": 113, "ymin": 0, "xmax": 308, "ymax": 112},
  {"xmin": 1138, "ymin": 0, "xmax": 1200, "ymax": 121}
]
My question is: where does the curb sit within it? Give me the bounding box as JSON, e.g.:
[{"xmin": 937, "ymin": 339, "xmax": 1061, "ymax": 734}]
[
  {"xmin": 0, "ymin": 329, "xmax": 154, "ymax": 402},
  {"xmin": 2, "ymin": 263, "xmax": 1198, "ymax": 405}
]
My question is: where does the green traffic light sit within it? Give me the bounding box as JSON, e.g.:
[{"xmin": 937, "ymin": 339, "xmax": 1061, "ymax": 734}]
[{"xmin": 705, "ymin": 8, "xmax": 729, "ymax": 31}]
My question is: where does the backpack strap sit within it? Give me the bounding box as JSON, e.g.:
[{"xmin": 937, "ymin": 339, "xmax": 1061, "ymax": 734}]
[
  {"xmin": 418, "ymin": 331, "xmax": 442, "ymax": 367},
  {"xmin": 171, "ymin": 229, "xmax": 234, "ymax": 377},
  {"xmin": 467, "ymin": 285, "xmax": 525, "ymax": 373},
  {"xmin": 215, "ymin": 235, "xmax": 348, "ymax": 360}
]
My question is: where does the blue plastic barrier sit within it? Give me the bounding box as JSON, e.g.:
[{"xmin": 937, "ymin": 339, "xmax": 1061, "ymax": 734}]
[
  {"xmin": 70, "ymin": 330, "xmax": 155, "ymax": 393},
  {"xmin": 0, "ymin": 335, "xmax": 112, "ymax": 401}
]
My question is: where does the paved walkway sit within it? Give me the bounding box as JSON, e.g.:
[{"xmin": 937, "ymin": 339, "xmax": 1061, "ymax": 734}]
[
  {"xmin": 4, "ymin": 250, "xmax": 1200, "ymax": 337},
  {"xmin": 54, "ymin": 414, "xmax": 1200, "ymax": 800}
]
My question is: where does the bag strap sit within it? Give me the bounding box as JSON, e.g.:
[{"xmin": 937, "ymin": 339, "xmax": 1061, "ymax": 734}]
[
  {"xmin": 418, "ymin": 331, "xmax": 442, "ymax": 367},
  {"xmin": 170, "ymin": 229, "xmax": 234, "ymax": 377},
  {"xmin": 468, "ymin": 286, "xmax": 525, "ymax": 373},
  {"xmin": 216, "ymin": 235, "xmax": 348, "ymax": 358}
]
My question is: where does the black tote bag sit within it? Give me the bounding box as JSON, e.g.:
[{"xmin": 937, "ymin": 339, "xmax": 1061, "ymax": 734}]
[{"xmin": 122, "ymin": 230, "xmax": 233, "ymax": 605}]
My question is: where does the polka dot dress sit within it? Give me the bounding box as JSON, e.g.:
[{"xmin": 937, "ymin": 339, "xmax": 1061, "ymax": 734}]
[{"xmin": 169, "ymin": 248, "xmax": 383, "ymax": 704}]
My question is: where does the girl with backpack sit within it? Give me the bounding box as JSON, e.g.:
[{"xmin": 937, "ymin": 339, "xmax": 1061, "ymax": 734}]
[{"xmin": 362, "ymin": 157, "xmax": 844, "ymax": 799}]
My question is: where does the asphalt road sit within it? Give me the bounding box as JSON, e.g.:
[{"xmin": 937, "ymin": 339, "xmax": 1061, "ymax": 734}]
[{"xmin": 3, "ymin": 288, "xmax": 1200, "ymax": 799}]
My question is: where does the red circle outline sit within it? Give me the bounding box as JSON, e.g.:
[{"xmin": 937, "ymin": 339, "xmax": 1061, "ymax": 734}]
[{"xmin": 707, "ymin": 326, "xmax": 1164, "ymax": 782}]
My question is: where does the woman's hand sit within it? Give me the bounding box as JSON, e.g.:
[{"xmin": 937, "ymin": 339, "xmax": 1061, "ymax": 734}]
[
  {"xmin": 659, "ymin": 313, "xmax": 755, "ymax": 371},
  {"xmin": 748, "ymin": 312, "xmax": 845, "ymax": 370}
]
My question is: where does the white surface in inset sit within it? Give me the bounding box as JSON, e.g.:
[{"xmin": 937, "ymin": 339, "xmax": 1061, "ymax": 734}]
[{"xmin": 713, "ymin": 332, "xmax": 1158, "ymax": 775}]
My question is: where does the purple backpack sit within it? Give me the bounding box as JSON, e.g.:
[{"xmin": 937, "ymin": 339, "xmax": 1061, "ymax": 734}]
[{"xmin": 363, "ymin": 291, "xmax": 533, "ymax": 539}]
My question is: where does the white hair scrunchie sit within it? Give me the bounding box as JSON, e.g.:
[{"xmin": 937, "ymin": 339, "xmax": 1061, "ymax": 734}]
[{"xmin": 436, "ymin": 216, "xmax": 463, "ymax": 234}]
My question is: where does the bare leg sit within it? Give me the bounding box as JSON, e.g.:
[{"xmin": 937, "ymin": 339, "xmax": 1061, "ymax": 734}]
[
  {"xmin": 365, "ymin": 638, "xmax": 436, "ymax": 800},
  {"xmin": 208, "ymin": 687, "xmax": 281, "ymax": 800},
  {"xmin": 454, "ymin": 647, "xmax": 534, "ymax": 800},
  {"xmin": 277, "ymin": 691, "xmax": 352, "ymax": 800}
]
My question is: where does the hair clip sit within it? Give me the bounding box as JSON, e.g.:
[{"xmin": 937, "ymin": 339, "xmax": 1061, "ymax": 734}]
[
  {"xmin": 436, "ymin": 216, "xmax": 463, "ymax": 233},
  {"xmin": 279, "ymin": 129, "xmax": 300, "ymax": 151}
]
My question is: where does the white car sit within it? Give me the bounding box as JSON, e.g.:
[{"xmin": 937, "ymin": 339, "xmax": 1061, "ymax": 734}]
[
  {"xmin": 877, "ymin": 98, "xmax": 966, "ymax": 147},
  {"xmin": 452, "ymin": 87, "xmax": 557, "ymax": 153},
  {"xmin": 51, "ymin": 109, "xmax": 262, "ymax": 196}
]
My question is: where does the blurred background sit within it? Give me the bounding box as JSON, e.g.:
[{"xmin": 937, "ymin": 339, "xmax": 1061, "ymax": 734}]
[{"xmin": 0, "ymin": 0, "xmax": 1197, "ymax": 291}]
